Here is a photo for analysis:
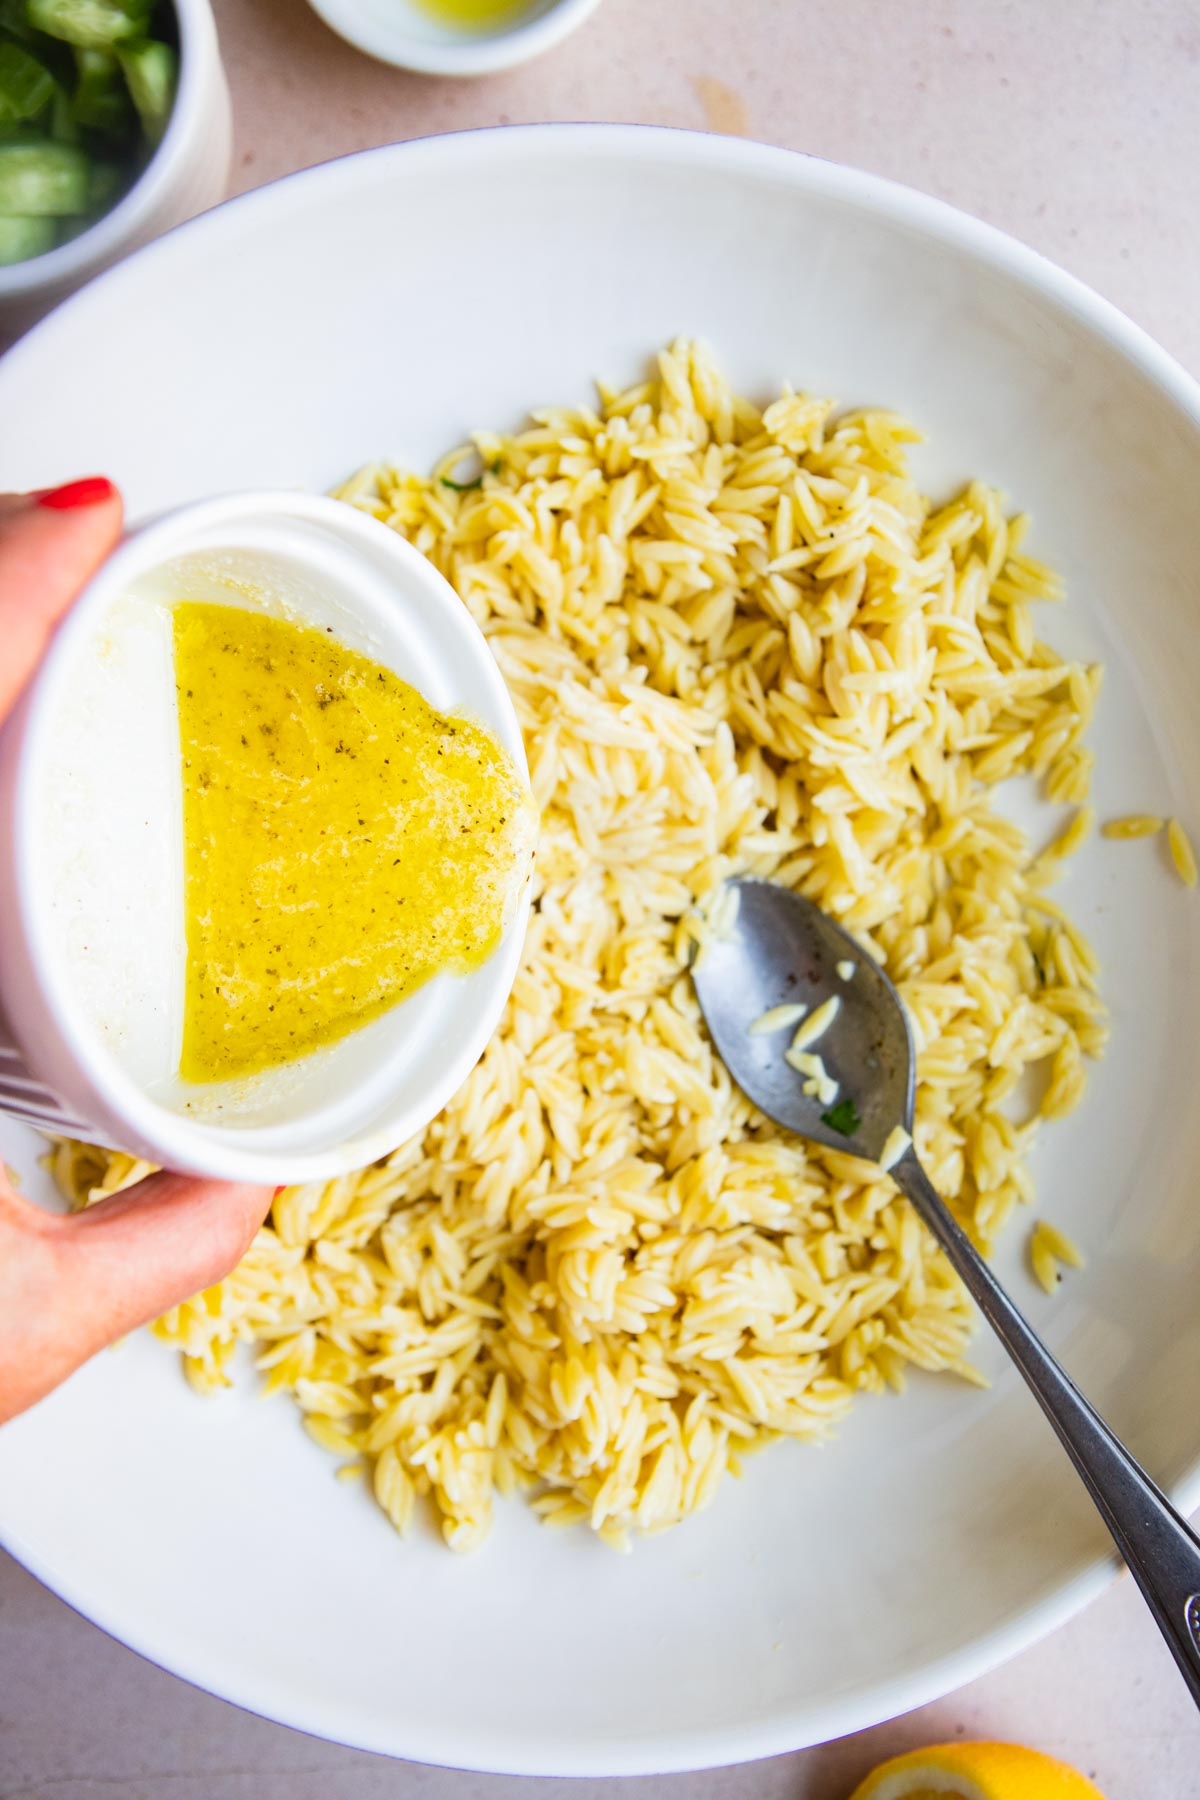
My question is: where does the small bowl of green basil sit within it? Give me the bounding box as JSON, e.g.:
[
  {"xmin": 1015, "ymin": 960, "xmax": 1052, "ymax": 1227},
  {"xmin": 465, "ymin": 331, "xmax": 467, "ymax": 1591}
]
[{"xmin": 0, "ymin": 0, "xmax": 230, "ymax": 327}]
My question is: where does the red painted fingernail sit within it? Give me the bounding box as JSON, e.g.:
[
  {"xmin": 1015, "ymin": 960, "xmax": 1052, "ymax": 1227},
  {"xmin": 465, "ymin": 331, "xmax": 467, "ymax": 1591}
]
[{"xmin": 34, "ymin": 476, "xmax": 118, "ymax": 511}]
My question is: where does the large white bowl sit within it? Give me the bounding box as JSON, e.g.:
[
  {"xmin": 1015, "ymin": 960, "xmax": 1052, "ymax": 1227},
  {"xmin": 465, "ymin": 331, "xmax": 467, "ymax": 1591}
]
[{"xmin": 1, "ymin": 126, "xmax": 1199, "ymax": 1776}]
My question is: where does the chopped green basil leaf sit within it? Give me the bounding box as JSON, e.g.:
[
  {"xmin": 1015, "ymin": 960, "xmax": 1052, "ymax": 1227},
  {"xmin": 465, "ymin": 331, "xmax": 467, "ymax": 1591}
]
[{"xmin": 821, "ymin": 1098, "xmax": 861, "ymax": 1138}]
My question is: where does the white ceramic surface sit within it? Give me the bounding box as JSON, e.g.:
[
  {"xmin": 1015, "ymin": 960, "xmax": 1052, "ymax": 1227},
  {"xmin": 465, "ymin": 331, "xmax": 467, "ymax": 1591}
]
[
  {"xmin": 305, "ymin": 0, "xmax": 602, "ymax": 76},
  {"xmin": 0, "ymin": 0, "xmax": 232, "ymax": 329},
  {"xmin": 0, "ymin": 126, "xmax": 1198, "ymax": 1776},
  {"xmin": 0, "ymin": 493, "xmax": 532, "ymax": 1182}
]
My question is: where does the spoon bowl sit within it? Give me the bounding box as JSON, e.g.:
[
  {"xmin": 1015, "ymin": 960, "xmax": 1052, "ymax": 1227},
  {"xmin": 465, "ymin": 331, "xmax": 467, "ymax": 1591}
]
[{"xmin": 693, "ymin": 876, "xmax": 912, "ymax": 1162}]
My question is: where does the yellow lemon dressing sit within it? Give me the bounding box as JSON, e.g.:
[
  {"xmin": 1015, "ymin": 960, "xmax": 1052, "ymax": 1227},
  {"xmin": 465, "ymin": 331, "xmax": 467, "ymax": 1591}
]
[
  {"xmin": 413, "ymin": 0, "xmax": 529, "ymax": 28},
  {"xmin": 173, "ymin": 602, "xmax": 534, "ymax": 1083}
]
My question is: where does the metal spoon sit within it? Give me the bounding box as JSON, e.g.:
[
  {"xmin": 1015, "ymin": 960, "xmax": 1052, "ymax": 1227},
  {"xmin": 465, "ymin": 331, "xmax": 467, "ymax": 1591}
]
[{"xmin": 692, "ymin": 876, "xmax": 1200, "ymax": 1705}]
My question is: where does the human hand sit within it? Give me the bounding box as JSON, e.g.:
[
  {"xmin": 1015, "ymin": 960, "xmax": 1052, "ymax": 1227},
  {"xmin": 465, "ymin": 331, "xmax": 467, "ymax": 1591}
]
[{"xmin": 0, "ymin": 481, "xmax": 273, "ymax": 1424}]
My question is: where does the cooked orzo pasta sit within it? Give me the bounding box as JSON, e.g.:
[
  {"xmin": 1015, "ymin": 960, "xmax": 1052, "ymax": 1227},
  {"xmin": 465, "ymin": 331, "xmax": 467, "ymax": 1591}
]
[{"xmin": 52, "ymin": 340, "xmax": 1107, "ymax": 1551}]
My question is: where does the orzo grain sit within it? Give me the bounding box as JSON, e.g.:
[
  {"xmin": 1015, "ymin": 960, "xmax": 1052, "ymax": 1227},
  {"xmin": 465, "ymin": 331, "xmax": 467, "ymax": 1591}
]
[{"xmin": 52, "ymin": 340, "xmax": 1106, "ymax": 1551}]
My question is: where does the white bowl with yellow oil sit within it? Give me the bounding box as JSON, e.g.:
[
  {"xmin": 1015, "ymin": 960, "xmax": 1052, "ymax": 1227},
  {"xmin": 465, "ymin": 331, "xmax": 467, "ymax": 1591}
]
[
  {"xmin": 0, "ymin": 492, "xmax": 534, "ymax": 1182},
  {"xmin": 305, "ymin": 0, "xmax": 602, "ymax": 76}
]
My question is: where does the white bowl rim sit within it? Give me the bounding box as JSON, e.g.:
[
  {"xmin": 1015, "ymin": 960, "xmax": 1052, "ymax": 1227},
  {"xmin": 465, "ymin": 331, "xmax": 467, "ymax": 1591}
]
[
  {"xmin": 2, "ymin": 123, "xmax": 1199, "ymax": 1773},
  {"xmin": 304, "ymin": 0, "xmax": 604, "ymax": 77},
  {"xmin": 0, "ymin": 0, "xmax": 215, "ymax": 300}
]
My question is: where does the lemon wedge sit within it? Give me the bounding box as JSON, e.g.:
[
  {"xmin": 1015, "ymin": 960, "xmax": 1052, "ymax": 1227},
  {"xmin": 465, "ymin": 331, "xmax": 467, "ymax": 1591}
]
[{"xmin": 849, "ymin": 1742, "xmax": 1107, "ymax": 1800}]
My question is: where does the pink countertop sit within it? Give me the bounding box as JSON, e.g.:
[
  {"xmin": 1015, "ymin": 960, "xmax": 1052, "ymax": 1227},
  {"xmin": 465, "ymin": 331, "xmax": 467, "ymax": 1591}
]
[{"xmin": 2, "ymin": 1, "xmax": 1198, "ymax": 1794}]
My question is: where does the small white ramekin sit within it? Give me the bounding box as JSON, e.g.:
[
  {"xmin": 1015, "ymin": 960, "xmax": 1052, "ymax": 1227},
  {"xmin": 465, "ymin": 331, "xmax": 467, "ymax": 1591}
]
[
  {"xmin": 0, "ymin": 0, "xmax": 232, "ymax": 333},
  {"xmin": 306, "ymin": 0, "xmax": 603, "ymax": 77},
  {"xmin": 0, "ymin": 492, "xmax": 531, "ymax": 1182}
]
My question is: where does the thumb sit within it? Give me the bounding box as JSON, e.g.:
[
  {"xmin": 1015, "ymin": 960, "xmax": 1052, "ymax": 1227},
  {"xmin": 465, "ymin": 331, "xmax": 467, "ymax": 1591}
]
[
  {"xmin": 0, "ymin": 1173, "xmax": 273, "ymax": 1422},
  {"xmin": 57, "ymin": 1173, "xmax": 275, "ymax": 1347},
  {"xmin": 0, "ymin": 479, "xmax": 124, "ymax": 721}
]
